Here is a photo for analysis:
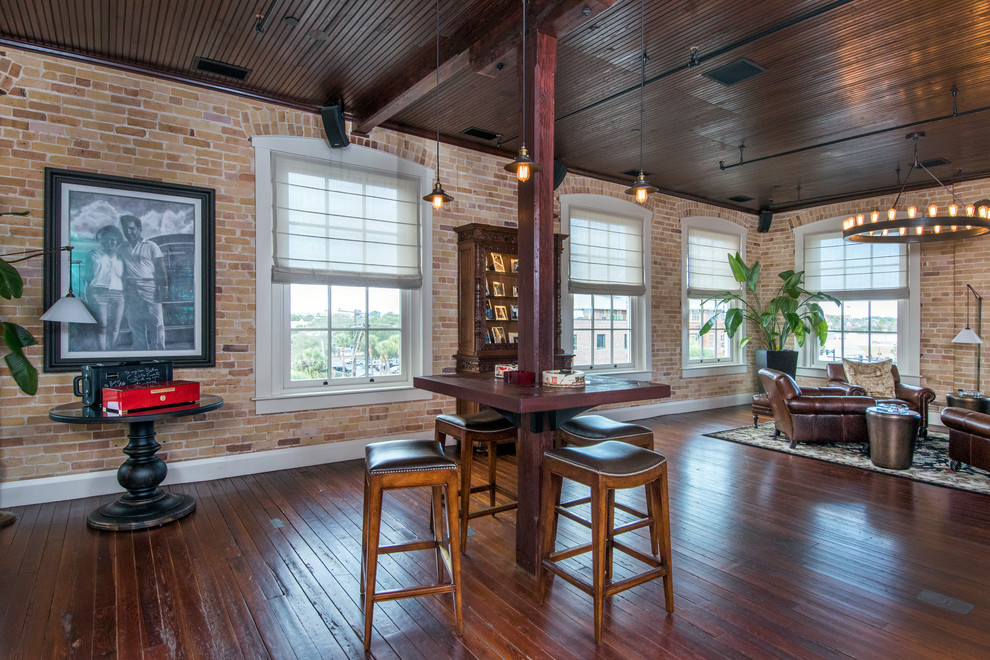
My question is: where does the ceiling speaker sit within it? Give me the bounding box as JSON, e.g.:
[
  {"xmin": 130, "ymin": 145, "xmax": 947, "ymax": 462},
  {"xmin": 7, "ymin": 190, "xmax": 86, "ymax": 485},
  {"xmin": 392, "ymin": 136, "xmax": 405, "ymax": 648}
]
[
  {"xmin": 553, "ymin": 160, "xmax": 567, "ymax": 190},
  {"xmin": 320, "ymin": 104, "xmax": 348, "ymax": 148},
  {"xmin": 758, "ymin": 210, "xmax": 773, "ymax": 233}
]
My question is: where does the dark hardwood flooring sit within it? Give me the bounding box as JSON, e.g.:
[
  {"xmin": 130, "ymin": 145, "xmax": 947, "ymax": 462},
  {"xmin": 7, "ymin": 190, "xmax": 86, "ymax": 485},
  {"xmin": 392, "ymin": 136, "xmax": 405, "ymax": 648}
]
[{"xmin": 3, "ymin": 405, "xmax": 990, "ymax": 659}]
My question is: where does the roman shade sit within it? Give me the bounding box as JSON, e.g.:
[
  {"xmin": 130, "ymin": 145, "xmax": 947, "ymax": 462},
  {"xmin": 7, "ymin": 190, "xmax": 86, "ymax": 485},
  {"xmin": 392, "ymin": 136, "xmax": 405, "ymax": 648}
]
[
  {"xmin": 568, "ymin": 207, "xmax": 645, "ymax": 295},
  {"xmin": 686, "ymin": 228, "xmax": 740, "ymax": 294},
  {"xmin": 804, "ymin": 232, "xmax": 907, "ymax": 299},
  {"xmin": 271, "ymin": 152, "xmax": 423, "ymax": 289}
]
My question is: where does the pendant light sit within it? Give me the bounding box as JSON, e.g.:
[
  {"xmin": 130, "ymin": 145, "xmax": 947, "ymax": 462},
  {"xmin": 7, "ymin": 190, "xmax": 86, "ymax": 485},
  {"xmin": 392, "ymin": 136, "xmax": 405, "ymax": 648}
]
[
  {"xmin": 423, "ymin": 0, "xmax": 453, "ymax": 209},
  {"xmin": 625, "ymin": 0, "xmax": 657, "ymax": 203},
  {"xmin": 503, "ymin": 0, "xmax": 543, "ymax": 183}
]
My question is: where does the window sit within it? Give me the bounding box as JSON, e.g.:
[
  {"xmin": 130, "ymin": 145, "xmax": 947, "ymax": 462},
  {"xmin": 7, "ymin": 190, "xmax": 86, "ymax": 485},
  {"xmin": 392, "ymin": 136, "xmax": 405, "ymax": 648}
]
[
  {"xmin": 253, "ymin": 137, "xmax": 433, "ymax": 413},
  {"xmin": 681, "ymin": 217, "xmax": 746, "ymax": 374},
  {"xmin": 560, "ymin": 194, "xmax": 650, "ymax": 374},
  {"xmin": 802, "ymin": 231, "xmax": 908, "ymax": 367}
]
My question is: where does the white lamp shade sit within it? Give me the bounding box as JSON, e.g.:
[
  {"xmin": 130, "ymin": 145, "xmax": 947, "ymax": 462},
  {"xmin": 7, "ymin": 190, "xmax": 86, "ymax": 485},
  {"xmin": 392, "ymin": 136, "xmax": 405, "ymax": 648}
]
[
  {"xmin": 951, "ymin": 326, "xmax": 983, "ymax": 344},
  {"xmin": 39, "ymin": 294, "xmax": 98, "ymax": 324}
]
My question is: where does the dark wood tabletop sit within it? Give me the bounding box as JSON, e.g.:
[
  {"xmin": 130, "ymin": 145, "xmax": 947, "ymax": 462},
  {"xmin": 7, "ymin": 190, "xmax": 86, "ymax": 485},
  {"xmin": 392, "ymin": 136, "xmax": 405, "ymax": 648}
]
[
  {"xmin": 49, "ymin": 394, "xmax": 224, "ymax": 424},
  {"xmin": 413, "ymin": 373, "xmax": 671, "ymax": 414}
]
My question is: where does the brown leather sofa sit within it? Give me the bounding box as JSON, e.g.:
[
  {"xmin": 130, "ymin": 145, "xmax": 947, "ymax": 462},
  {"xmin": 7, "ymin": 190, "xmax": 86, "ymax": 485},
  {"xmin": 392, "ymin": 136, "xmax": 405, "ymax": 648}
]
[
  {"xmin": 759, "ymin": 368, "xmax": 875, "ymax": 449},
  {"xmin": 826, "ymin": 363, "xmax": 935, "ymax": 436},
  {"xmin": 940, "ymin": 407, "xmax": 990, "ymax": 472}
]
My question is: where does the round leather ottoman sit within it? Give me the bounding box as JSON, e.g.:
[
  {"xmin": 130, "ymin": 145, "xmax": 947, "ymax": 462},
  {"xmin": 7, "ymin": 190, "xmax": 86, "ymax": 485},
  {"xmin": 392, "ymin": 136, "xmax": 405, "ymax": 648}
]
[{"xmin": 866, "ymin": 405, "xmax": 920, "ymax": 470}]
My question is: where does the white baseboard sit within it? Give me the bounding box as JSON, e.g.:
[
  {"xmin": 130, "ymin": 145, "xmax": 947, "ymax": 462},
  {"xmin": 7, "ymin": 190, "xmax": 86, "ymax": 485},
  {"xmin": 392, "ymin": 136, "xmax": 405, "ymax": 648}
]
[
  {"xmin": 1, "ymin": 393, "xmax": 755, "ymax": 508},
  {"xmin": 0, "ymin": 428, "xmax": 432, "ymax": 508},
  {"xmin": 598, "ymin": 392, "xmax": 755, "ymax": 422}
]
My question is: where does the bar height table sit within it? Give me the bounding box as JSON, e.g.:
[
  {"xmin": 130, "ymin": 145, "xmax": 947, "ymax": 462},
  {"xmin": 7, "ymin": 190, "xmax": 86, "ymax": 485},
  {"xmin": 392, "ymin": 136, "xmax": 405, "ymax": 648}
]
[
  {"xmin": 50, "ymin": 395, "xmax": 223, "ymax": 531},
  {"xmin": 414, "ymin": 373, "xmax": 670, "ymax": 572}
]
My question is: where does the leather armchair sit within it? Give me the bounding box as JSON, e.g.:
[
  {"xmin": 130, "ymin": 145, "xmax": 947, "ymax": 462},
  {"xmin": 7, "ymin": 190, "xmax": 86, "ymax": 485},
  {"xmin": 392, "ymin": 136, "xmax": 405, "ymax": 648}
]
[
  {"xmin": 759, "ymin": 368, "xmax": 875, "ymax": 449},
  {"xmin": 826, "ymin": 362, "xmax": 935, "ymax": 436},
  {"xmin": 940, "ymin": 407, "xmax": 990, "ymax": 472}
]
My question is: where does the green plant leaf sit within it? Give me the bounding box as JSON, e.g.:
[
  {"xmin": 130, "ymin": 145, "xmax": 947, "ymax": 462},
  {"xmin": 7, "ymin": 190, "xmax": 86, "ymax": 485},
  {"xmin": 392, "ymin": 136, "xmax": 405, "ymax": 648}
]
[
  {"xmin": 699, "ymin": 317, "xmax": 715, "ymax": 336},
  {"xmin": 724, "ymin": 307, "xmax": 744, "ymax": 336},
  {"xmin": 739, "ymin": 336, "xmax": 752, "ymax": 349},
  {"xmin": 728, "ymin": 252, "xmax": 748, "ymax": 283},
  {"xmin": 4, "ymin": 350, "xmax": 37, "ymax": 396},
  {"xmin": 0, "ymin": 258, "xmax": 24, "ymax": 300},
  {"xmin": 0, "ymin": 210, "xmax": 30, "ymax": 217},
  {"xmin": 2, "ymin": 321, "xmax": 37, "ymax": 351}
]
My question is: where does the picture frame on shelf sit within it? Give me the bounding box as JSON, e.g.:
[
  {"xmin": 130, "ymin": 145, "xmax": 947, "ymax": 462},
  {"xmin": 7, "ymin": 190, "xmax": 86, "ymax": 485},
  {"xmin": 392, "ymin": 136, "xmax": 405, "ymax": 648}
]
[
  {"xmin": 492, "ymin": 281, "xmax": 505, "ymax": 296},
  {"xmin": 507, "ymin": 332, "xmax": 518, "ymax": 343},
  {"xmin": 485, "ymin": 299, "xmax": 494, "ymax": 319},
  {"xmin": 510, "ymin": 258, "xmax": 519, "ymax": 272},
  {"xmin": 512, "ymin": 285, "xmax": 518, "ymax": 297},
  {"xmin": 494, "ymin": 305, "xmax": 508, "ymax": 321},
  {"xmin": 510, "ymin": 305, "xmax": 518, "ymax": 320},
  {"xmin": 42, "ymin": 168, "xmax": 216, "ymax": 371},
  {"xmin": 492, "ymin": 326, "xmax": 506, "ymax": 343},
  {"xmin": 492, "ymin": 253, "xmax": 505, "ymax": 272}
]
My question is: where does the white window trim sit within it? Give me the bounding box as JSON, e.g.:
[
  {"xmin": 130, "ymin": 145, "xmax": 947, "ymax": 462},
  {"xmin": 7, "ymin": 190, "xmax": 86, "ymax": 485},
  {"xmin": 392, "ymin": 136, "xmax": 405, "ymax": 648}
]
[
  {"xmin": 793, "ymin": 215, "xmax": 921, "ymax": 382},
  {"xmin": 252, "ymin": 136, "xmax": 433, "ymax": 413},
  {"xmin": 680, "ymin": 216, "xmax": 748, "ymax": 378},
  {"xmin": 559, "ymin": 194, "xmax": 651, "ymax": 378}
]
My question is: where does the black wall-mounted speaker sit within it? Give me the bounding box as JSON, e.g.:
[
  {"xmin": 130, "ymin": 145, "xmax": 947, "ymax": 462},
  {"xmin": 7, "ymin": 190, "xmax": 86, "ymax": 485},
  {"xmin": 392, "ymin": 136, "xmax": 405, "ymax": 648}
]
[
  {"xmin": 553, "ymin": 160, "xmax": 568, "ymax": 190},
  {"xmin": 320, "ymin": 104, "xmax": 348, "ymax": 148},
  {"xmin": 758, "ymin": 210, "xmax": 773, "ymax": 233}
]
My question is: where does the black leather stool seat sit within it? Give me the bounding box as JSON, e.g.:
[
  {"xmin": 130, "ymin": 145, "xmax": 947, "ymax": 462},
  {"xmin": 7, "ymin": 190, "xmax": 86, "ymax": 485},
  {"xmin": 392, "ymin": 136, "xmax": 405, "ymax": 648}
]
[
  {"xmin": 436, "ymin": 409, "xmax": 514, "ymax": 432},
  {"xmin": 365, "ymin": 439, "xmax": 458, "ymax": 474},
  {"xmin": 545, "ymin": 441, "xmax": 666, "ymax": 478},
  {"xmin": 558, "ymin": 415, "xmax": 652, "ymax": 442}
]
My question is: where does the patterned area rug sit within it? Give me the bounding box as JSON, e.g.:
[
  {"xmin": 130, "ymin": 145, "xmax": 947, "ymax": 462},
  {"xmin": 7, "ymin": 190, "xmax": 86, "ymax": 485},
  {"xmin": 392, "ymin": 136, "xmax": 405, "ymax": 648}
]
[{"xmin": 704, "ymin": 422, "xmax": 990, "ymax": 496}]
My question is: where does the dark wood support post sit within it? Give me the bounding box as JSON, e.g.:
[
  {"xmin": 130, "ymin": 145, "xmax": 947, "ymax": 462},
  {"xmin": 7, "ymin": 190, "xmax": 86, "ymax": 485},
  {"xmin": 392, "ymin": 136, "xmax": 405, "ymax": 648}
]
[{"xmin": 515, "ymin": 29, "xmax": 557, "ymax": 573}]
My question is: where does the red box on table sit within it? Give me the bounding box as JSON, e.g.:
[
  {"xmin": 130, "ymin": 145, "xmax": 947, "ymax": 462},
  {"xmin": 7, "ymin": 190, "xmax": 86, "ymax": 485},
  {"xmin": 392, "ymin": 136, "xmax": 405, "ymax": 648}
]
[{"xmin": 102, "ymin": 380, "xmax": 201, "ymax": 413}]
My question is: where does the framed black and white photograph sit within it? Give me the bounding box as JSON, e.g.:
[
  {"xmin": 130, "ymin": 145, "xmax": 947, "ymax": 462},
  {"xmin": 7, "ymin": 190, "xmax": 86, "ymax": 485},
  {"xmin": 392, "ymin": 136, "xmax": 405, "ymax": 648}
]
[
  {"xmin": 510, "ymin": 304, "xmax": 518, "ymax": 320},
  {"xmin": 492, "ymin": 281, "xmax": 505, "ymax": 297},
  {"xmin": 508, "ymin": 331, "xmax": 518, "ymax": 343},
  {"xmin": 510, "ymin": 258, "xmax": 519, "ymax": 273},
  {"xmin": 43, "ymin": 168, "xmax": 216, "ymax": 371}
]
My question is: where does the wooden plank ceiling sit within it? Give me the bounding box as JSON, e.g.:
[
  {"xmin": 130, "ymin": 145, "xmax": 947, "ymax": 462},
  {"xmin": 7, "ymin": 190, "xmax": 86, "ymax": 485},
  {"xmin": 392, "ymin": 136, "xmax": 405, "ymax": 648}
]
[{"xmin": 2, "ymin": 0, "xmax": 990, "ymax": 213}]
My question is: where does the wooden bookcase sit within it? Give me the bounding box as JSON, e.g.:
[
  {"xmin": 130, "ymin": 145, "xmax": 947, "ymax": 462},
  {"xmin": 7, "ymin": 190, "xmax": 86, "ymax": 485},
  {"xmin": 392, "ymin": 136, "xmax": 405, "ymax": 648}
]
[{"xmin": 453, "ymin": 223, "xmax": 571, "ymax": 377}]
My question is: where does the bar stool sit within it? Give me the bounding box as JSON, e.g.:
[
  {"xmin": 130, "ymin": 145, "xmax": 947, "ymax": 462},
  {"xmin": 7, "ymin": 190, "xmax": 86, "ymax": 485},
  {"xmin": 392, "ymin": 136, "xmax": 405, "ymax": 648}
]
[
  {"xmin": 555, "ymin": 414, "xmax": 658, "ymax": 556},
  {"xmin": 435, "ymin": 409, "xmax": 518, "ymax": 552},
  {"xmin": 538, "ymin": 440, "xmax": 673, "ymax": 644},
  {"xmin": 361, "ymin": 439, "xmax": 462, "ymax": 650}
]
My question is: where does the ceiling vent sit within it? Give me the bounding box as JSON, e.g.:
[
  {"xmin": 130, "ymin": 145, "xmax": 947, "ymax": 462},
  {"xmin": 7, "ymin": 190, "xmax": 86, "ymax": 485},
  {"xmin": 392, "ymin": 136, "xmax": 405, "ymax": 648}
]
[
  {"xmin": 920, "ymin": 157, "xmax": 950, "ymax": 168},
  {"xmin": 194, "ymin": 57, "xmax": 251, "ymax": 81},
  {"xmin": 622, "ymin": 169, "xmax": 652, "ymax": 178},
  {"xmin": 703, "ymin": 58, "xmax": 766, "ymax": 86},
  {"xmin": 463, "ymin": 127, "xmax": 499, "ymax": 141},
  {"xmin": 728, "ymin": 194, "xmax": 754, "ymax": 203}
]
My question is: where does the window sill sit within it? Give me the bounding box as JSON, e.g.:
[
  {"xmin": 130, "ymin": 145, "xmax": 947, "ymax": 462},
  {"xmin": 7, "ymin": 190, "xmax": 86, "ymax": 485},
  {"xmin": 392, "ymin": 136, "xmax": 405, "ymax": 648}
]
[
  {"xmin": 255, "ymin": 385, "xmax": 433, "ymax": 414},
  {"xmin": 579, "ymin": 367, "xmax": 652, "ymax": 381},
  {"xmin": 681, "ymin": 363, "xmax": 747, "ymax": 378}
]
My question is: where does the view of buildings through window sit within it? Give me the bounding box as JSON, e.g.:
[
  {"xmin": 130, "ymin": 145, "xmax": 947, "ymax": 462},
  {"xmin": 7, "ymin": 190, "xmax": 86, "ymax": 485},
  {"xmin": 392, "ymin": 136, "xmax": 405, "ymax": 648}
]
[
  {"xmin": 572, "ymin": 293, "xmax": 631, "ymax": 367},
  {"xmin": 686, "ymin": 298, "xmax": 733, "ymax": 361},
  {"xmin": 289, "ymin": 284, "xmax": 403, "ymax": 381},
  {"xmin": 817, "ymin": 299, "xmax": 897, "ymax": 363}
]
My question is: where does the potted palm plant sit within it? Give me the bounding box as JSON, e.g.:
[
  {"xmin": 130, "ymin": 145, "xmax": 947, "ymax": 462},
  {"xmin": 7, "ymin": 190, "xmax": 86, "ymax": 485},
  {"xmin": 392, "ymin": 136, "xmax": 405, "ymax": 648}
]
[
  {"xmin": 0, "ymin": 210, "xmax": 38, "ymax": 396},
  {"xmin": 699, "ymin": 252, "xmax": 839, "ymax": 380}
]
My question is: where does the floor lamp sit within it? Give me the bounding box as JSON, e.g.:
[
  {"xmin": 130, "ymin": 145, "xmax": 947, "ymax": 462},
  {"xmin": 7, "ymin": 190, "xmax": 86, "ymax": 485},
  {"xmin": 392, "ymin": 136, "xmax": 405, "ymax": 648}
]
[
  {"xmin": 1, "ymin": 244, "xmax": 98, "ymax": 528},
  {"xmin": 951, "ymin": 284, "xmax": 983, "ymax": 393}
]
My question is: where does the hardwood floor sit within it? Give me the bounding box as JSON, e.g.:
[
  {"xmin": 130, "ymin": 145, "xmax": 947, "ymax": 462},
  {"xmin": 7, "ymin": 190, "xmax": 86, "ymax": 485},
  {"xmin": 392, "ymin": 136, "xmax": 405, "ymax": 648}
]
[{"xmin": 3, "ymin": 405, "xmax": 990, "ymax": 659}]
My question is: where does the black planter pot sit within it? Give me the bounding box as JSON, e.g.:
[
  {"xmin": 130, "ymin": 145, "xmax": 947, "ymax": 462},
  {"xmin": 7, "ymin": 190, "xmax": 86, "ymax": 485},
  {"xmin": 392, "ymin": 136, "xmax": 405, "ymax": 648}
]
[{"xmin": 756, "ymin": 349, "xmax": 799, "ymax": 393}]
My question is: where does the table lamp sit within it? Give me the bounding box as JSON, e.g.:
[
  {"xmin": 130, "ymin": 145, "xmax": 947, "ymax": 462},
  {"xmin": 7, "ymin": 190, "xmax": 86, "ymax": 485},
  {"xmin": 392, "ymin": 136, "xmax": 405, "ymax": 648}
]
[{"xmin": 951, "ymin": 284, "xmax": 983, "ymax": 393}]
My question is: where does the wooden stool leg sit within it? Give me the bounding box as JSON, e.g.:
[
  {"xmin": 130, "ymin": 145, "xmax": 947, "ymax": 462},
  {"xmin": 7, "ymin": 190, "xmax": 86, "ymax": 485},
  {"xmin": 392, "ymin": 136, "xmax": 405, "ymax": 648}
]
[
  {"xmin": 432, "ymin": 485, "xmax": 445, "ymax": 583},
  {"xmin": 459, "ymin": 437, "xmax": 473, "ymax": 553},
  {"xmin": 538, "ymin": 469, "xmax": 562, "ymax": 604},
  {"xmin": 363, "ymin": 479, "xmax": 384, "ymax": 650},
  {"xmin": 644, "ymin": 484, "xmax": 659, "ymax": 556},
  {"xmin": 590, "ymin": 478, "xmax": 608, "ymax": 645},
  {"xmin": 605, "ymin": 488, "xmax": 616, "ymax": 581},
  {"xmin": 444, "ymin": 473, "xmax": 463, "ymax": 633},
  {"xmin": 487, "ymin": 440, "xmax": 498, "ymax": 508},
  {"xmin": 361, "ymin": 471, "xmax": 369, "ymax": 596},
  {"xmin": 652, "ymin": 470, "xmax": 674, "ymax": 613}
]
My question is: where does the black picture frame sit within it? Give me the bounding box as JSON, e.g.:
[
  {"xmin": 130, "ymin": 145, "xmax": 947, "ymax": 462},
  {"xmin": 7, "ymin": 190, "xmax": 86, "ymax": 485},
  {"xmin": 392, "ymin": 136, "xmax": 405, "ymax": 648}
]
[{"xmin": 43, "ymin": 168, "xmax": 216, "ymax": 371}]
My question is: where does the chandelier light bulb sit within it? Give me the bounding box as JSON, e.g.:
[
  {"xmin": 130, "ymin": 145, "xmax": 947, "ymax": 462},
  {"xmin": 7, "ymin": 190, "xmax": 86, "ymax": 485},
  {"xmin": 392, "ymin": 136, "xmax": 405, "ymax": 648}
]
[
  {"xmin": 949, "ymin": 204, "xmax": 958, "ymax": 217},
  {"xmin": 871, "ymin": 210, "xmax": 880, "ymax": 223},
  {"xmin": 916, "ymin": 226, "xmax": 924, "ymax": 235},
  {"xmin": 899, "ymin": 226, "xmax": 907, "ymax": 236},
  {"xmin": 934, "ymin": 225, "xmax": 942, "ymax": 234},
  {"xmin": 888, "ymin": 208, "xmax": 897, "ymax": 221},
  {"xmin": 967, "ymin": 205, "xmax": 976, "ymax": 217},
  {"xmin": 980, "ymin": 206, "xmax": 989, "ymax": 219},
  {"xmin": 928, "ymin": 204, "xmax": 938, "ymax": 217},
  {"xmin": 907, "ymin": 206, "xmax": 917, "ymax": 218},
  {"xmin": 856, "ymin": 214, "xmax": 864, "ymax": 225}
]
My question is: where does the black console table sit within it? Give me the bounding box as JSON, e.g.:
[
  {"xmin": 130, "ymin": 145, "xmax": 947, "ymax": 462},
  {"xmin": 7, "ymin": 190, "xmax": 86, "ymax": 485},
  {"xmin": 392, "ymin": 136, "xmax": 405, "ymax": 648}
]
[
  {"xmin": 945, "ymin": 391, "xmax": 990, "ymax": 414},
  {"xmin": 49, "ymin": 394, "xmax": 223, "ymax": 531}
]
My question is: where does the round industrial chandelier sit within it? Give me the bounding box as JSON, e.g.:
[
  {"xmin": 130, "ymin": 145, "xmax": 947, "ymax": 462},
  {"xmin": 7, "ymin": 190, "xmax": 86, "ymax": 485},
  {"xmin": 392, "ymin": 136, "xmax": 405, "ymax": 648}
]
[{"xmin": 843, "ymin": 132, "xmax": 990, "ymax": 243}]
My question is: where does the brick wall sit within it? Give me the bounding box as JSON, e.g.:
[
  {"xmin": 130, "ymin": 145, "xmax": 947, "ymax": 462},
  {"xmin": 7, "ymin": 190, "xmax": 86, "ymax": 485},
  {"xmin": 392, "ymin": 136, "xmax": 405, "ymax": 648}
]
[{"xmin": 2, "ymin": 47, "xmax": 986, "ymax": 485}]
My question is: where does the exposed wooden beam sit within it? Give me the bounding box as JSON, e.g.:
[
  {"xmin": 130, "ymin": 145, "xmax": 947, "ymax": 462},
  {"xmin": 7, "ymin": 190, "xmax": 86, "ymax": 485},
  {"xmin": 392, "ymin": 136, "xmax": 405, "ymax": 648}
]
[{"xmin": 355, "ymin": 0, "xmax": 618, "ymax": 135}]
